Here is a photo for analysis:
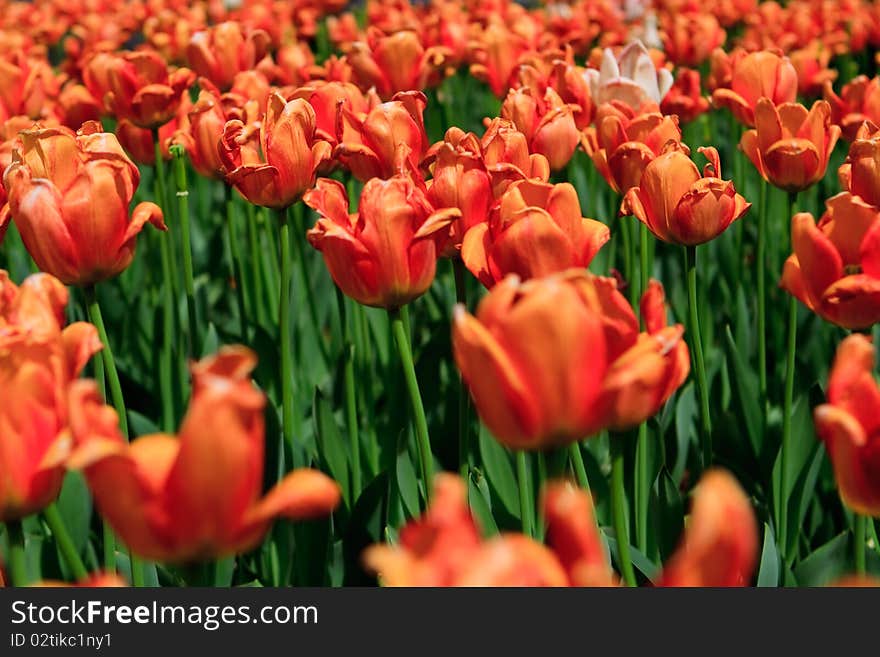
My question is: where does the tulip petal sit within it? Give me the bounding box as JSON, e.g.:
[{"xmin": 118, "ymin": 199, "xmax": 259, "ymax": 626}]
[
  {"xmin": 790, "ymin": 212, "xmax": 843, "ymax": 308},
  {"xmin": 815, "ymin": 405, "xmax": 880, "ymax": 516},
  {"xmin": 452, "ymin": 306, "xmax": 542, "ymax": 448},
  {"xmin": 659, "ymin": 469, "xmax": 758, "ymax": 587},
  {"xmin": 821, "ymin": 274, "xmax": 880, "ymax": 329}
]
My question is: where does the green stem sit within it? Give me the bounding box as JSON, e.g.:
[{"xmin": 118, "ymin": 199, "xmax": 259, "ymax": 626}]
[
  {"xmin": 516, "ymin": 451, "xmax": 534, "ymax": 538},
  {"xmin": 156, "ymin": 233, "xmax": 176, "ymax": 431},
  {"xmin": 757, "ymin": 179, "xmax": 768, "ymax": 402},
  {"xmin": 389, "ymin": 307, "xmax": 433, "ymax": 504},
  {"xmin": 685, "ymin": 245, "xmax": 712, "ymax": 467},
  {"xmin": 337, "ymin": 289, "xmax": 362, "ymax": 497},
  {"xmin": 635, "ymin": 222, "xmax": 650, "ymax": 553},
  {"xmin": 152, "ymin": 130, "xmax": 180, "ymax": 299},
  {"xmin": 569, "ymin": 443, "xmax": 590, "ymax": 491},
  {"xmin": 780, "ymin": 192, "xmax": 799, "ymax": 554},
  {"xmin": 226, "ymin": 186, "xmax": 249, "ymax": 339},
  {"xmin": 780, "ymin": 294, "xmax": 797, "ymax": 553},
  {"xmin": 85, "ymin": 286, "xmax": 128, "ymax": 439},
  {"xmin": 278, "ymin": 209, "xmax": 296, "ymax": 453},
  {"xmin": 454, "ymin": 259, "xmax": 471, "ymax": 479},
  {"xmin": 5, "ymin": 520, "xmax": 28, "ymax": 586},
  {"xmin": 43, "ymin": 504, "xmax": 88, "ymax": 581},
  {"xmin": 92, "ymin": 341, "xmax": 116, "ymax": 574},
  {"xmin": 246, "ymin": 203, "xmax": 267, "ymax": 327},
  {"xmin": 291, "ymin": 203, "xmax": 329, "ymax": 367},
  {"xmin": 170, "ymin": 145, "xmax": 198, "ymax": 357},
  {"xmin": 854, "ymin": 514, "xmax": 867, "ymax": 574},
  {"xmin": 611, "ymin": 438, "xmax": 637, "ymax": 587},
  {"xmin": 84, "ymin": 286, "xmax": 144, "ymax": 586}
]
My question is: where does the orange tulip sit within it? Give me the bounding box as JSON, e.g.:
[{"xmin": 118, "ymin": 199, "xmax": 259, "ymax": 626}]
[
  {"xmin": 839, "ymin": 123, "xmax": 880, "ymax": 207},
  {"xmin": 711, "ymin": 50, "xmax": 798, "ymax": 126},
  {"xmin": 790, "ymin": 41, "xmax": 837, "ymax": 98},
  {"xmin": 823, "ymin": 75, "xmax": 880, "ymax": 142},
  {"xmin": 3, "ymin": 122, "xmax": 165, "ymax": 286},
  {"xmin": 740, "ymin": 98, "xmax": 840, "ymax": 192},
  {"xmin": 422, "ymin": 127, "xmax": 494, "ymax": 257},
  {"xmin": 660, "ymin": 68, "xmax": 710, "ymax": 125},
  {"xmin": 0, "ymin": 115, "xmax": 37, "ymax": 244},
  {"xmin": 460, "ymin": 179, "xmax": 609, "ymax": 288},
  {"xmin": 116, "ymin": 116, "xmax": 179, "ymax": 167},
  {"xmin": 469, "ymin": 20, "xmax": 532, "ymax": 98},
  {"xmin": 480, "ymin": 117, "xmax": 550, "ymax": 197},
  {"xmin": 814, "ymin": 335, "xmax": 880, "ymax": 516},
  {"xmin": 622, "ymin": 142, "xmax": 751, "ymax": 245},
  {"xmin": 186, "ymin": 22, "xmax": 272, "ymax": 91},
  {"xmin": 348, "ymin": 28, "xmax": 449, "ymax": 100},
  {"xmin": 362, "ymin": 474, "xmax": 483, "ymax": 586},
  {"xmin": 289, "ymin": 81, "xmax": 379, "ymax": 148},
  {"xmin": 363, "ymin": 474, "xmax": 615, "ymax": 587},
  {"xmin": 181, "ymin": 80, "xmax": 257, "ymax": 180},
  {"xmin": 582, "ymin": 100, "xmax": 682, "ymax": 194},
  {"xmin": 0, "ymin": 52, "xmax": 59, "ymax": 121},
  {"xmin": 781, "ymin": 193, "xmax": 880, "ymax": 330},
  {"xmin": 65, "ymin": 347, "xmax": 341, "ymax": 562},
  {"xmin": 452, "ymin": 270, "xmax": 688, "ymax": 450},
  {"xmin": 219, "ymin": 91, "xmax": 332, "ymax": 209},
  {"xmin": 542, "ymin": 481, "xmax": 617, "ymax": 587},
  {"xmin": 500, "ymin": 86, "xmax": 579, "ymax": 171},
  {"xmin": 334, "ymin": 90, "xmax": 428, "ymax": 182},
  {"xmin": 305, "ymin": 174, "xmax": 457, "ymax": 309},
  {"xmin": 659, "ymin": 469, "xmax": 758, "ymax": 586},
  {"xmin": 82, "ymin": 50, "xmax": 194, "ymax": 129},
  {"xmin": 661, "ymin": 12, "xmax": 726, "ymax": 67},
  {"xmin": 0, "ymin": 271, "xmax": 101, "ymax": 521},
  {"xmin": 54, "ymin": 83, "xmax": 102, "ymax": 130}
]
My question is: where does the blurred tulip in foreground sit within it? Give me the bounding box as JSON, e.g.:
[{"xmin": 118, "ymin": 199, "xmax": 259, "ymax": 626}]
[
  {"xmin": 363, "ymin": 474, "xmax": 615, "ymax": 586},
  {"xmin": 452, "ymin": 270, "xmax": 688, "ymax": 450},
  {"xmin": 0, "ymin": 271, "xmax": 101, "ymax": 521},
  {"xmin": 814, "ymin": 335, "xmax": 880, "ymax": 516},
  {"xmin": 2, "ymin": 122, "xmax": 165, "ymax": 286},
  {"xmin": 659, "ymin": 469, "xmax": 758, "ymax": 586},
  {"xmin": 305, "ymin": 174, "xmax": 458, "ymax": 309},
  {"xmin": 66, "ymin": 347, "xmax": 341, "ymax": 562},
  {"xmin": 622, "ymin": 142, "xmax": 750, "ymax": 245},
  {"xmin": 780, "ymin": 193, "xmax": 880, "ymax": 329}
]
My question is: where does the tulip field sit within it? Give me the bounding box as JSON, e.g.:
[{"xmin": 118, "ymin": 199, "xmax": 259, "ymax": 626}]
[{"xmin": 2, "ymin": 0, "xmax": 880, "ymax": 590}]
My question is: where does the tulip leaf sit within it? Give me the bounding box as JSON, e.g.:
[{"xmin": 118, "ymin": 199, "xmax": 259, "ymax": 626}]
[
  {"xmin": 478, "ymin": 424, "xmax": 521, "ymax": 522},
  {"xmin": 757, "ymin": 523, "xmax": 780, "ymax": 587},
  {"xmin": 467, "ymin": 471, "xmax": 499, "ymax": 537},
  {"xmin": 54, "ymin": 472, "xmax": 92, "ymax": 563},
  {"xmin": 313, "ymin": 388, "xmax": 351, "ymax": 508},
  {"xmin": 793, "ymin": 531, "xmax": 850, "ymax": 586},
  {"xmin": 673, "ymin": 383, "xmax": 696, "ymax": 482},
  {"xmin": 342, "ymin": 472, "xmax": 389, "ymax": 586},
  {"xmin": 128, "ymin": 410, "xmax": 160, "ymax": 438},
  {"xmin": 654, "ymin": 468, "xmax": 683, "ymax": 563},
  {"xmin": 396, "ymin": 436, "xmax": 422, "ymax": 520},
  {"xmin": 724, "ymin": 325, "xmax": 763, "ymax": 457}
]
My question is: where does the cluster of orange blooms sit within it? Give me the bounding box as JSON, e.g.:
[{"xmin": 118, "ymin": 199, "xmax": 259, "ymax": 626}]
[{"xmin": 1, "ymin": 0, "xmax": 880, "ymax": 587}]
